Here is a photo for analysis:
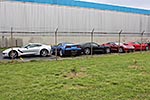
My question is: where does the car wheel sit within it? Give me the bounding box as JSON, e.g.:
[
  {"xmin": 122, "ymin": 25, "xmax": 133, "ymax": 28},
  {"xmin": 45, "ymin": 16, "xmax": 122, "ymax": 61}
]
[
  {"xmin": 118, "ymin": 48, "xmax": 124, "ymax": 53},
  {"xmin": 59, "ymin": 49, "xmax": 64, "ymax": 57},
  {"xmin": 84, "ymin": 48, "xmax": 91, "ymax": 55},
  {"xmin": 145, "ymin": 46, "xmax": 149, "ymax": 51},
  {"xmin": 105, "ymin": 48, "xmax": 111, "ymax": 54},
  {"xmin": 50, "ymin": 50, "xmax": 54, "ymax": 55},
  {"xmin": 40, "ymin": 49, "xmax": 48, "ymax": 57},
  {"xmin": 9, "ymin": 50, "xmax": 18, "ymax": 59}
]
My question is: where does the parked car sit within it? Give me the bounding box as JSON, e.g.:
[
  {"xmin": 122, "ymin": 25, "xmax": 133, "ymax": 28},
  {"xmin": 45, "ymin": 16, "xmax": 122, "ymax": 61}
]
[
  {"xmin": 2, "ymin": 43, "xmax": 51, "ymax": 58},
  {"xmin": 144, "ymin": 42, "xmax": 150, "ymax": 50},
  {"xmin": 80, "ymin": 42, "xmax": 111, "ymax": 55},
  {"xmin": 51, "ymin": 42, "xmax": 82, "ymax": 57},
  {"xmin": 128, "ymin": 42, "xmax": 149, "ymax": 51},
  {"xmin": 102, "ymin": 42, "xmax": 135, "ymax": 53}
]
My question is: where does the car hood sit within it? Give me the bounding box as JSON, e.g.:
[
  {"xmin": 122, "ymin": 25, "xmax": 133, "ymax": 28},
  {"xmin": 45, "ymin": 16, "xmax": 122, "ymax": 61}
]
[
  {"xmin": 122, "ymin": 45, "xmax": 134, "ymax": 48},
  {"xmin": 2, "ymin": 47, "xmax": 21, "ymax": 53},
  {"xmin": 99, "ymin": 45, "xmax": 110, "ymax": 48}
]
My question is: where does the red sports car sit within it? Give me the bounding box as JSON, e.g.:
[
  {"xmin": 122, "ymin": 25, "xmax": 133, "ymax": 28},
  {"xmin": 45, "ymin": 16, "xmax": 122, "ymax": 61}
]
[
  {"xmin": 102, "ymin": 42, "xmax": 135, "ymax": 53},
  {"xmin": 128, "ymin": 42, "xmax": 149, "ymax": 51}
]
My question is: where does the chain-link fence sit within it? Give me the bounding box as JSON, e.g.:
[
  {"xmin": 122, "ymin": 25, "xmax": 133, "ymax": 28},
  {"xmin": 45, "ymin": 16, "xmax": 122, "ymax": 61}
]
[
  {"xmin": 0, "ymin": 27, "xmax": 150, "ymax": 60},
  {"xmin": 1, "ymin": 27, "xmax": 150, "ymax": 46}
]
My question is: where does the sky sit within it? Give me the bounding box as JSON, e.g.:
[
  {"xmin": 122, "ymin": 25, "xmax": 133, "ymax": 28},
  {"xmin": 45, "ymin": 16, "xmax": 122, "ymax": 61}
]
[{"xmin": 79, "ymin": 0, "xmax": 150, "ymax": 10}]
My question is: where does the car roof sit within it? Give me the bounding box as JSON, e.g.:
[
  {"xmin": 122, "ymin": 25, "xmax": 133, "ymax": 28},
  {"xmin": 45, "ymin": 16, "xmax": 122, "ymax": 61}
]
[
  {"xmin": 60, "ymin": 42, "xmax": 74, "ymax": 45},
  {"xmin": 28, "ymin": 43, "xmax": 43, "ymax": 45},
  {"xmin": 83, "ymin": 42, "xmax": 97, "ymax": 44}
]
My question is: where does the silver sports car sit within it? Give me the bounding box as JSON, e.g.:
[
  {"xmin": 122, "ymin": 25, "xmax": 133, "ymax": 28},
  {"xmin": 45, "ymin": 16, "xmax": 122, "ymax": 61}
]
[{"xmin": 2, "ymin": 43, "xmax": 51, "ymax": 58}]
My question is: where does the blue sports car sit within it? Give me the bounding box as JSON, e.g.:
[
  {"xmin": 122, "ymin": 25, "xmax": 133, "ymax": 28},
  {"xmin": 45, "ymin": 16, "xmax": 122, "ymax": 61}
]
[{"xmin": 51, "ymin": 42, "xmax": 82, "ymax": 57}]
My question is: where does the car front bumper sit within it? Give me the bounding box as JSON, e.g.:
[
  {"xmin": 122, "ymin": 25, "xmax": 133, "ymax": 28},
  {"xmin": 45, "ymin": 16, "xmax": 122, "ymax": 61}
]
[
  {"xmin": 2, "ymin": 52, "xmax": 9, "ymax": 57},
  {"xmin": 124, "ymin": 48, "xmax": 135, "ymax": 52}
]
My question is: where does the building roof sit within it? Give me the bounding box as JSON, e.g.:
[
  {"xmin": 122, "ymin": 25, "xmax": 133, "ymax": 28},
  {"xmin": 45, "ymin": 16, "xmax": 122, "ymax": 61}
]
[{"xmin": 12, "ymin": 0, "xmax": 150, "ymax": 15}]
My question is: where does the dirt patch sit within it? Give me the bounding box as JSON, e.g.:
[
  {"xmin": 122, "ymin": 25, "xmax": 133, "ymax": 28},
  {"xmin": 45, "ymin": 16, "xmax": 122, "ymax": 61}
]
[
  {"xmin": 128, "ymin": 65, "xmax": 144, "ymax": 70},
  {"xmin": 80, "ymin": 67, "xmax": 87, "ymax": 72},
  {"xmin": 63, "ymin": 72, "xmax": 87, "ymax": 79},
  {"xmin": 63, "ymin": 84, "xmax": 88, "ymax": 90},
  {"xmin": 141, "ymin": 71, "xmax": 149, "ymax": 76}
]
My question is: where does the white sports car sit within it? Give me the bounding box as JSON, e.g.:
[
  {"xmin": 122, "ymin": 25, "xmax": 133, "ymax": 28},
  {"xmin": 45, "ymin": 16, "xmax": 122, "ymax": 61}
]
[{"xmin": 2, "ymin": 43, "xmax": 51, "ymax": 58}]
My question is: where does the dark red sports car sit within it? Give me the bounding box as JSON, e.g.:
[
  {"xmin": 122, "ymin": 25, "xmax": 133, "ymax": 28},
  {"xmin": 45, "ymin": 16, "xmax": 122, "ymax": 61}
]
[
  {"xmin": 102, "ymin": 42, "xmax": 135, "ymax": 53},
  {"xmin": 127, "ymin": 42, "xmax": 149, "ymax": 51}
]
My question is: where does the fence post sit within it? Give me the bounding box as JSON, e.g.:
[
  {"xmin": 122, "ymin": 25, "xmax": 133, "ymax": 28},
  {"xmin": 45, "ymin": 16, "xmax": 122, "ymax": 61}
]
[
  {"xmin": 91, "ymin": 29, "xmax": 94, "ymax": 56},
  {"xmin": 140, "ymin": 31, "xmax": 145, "ymax": 53},
  {"xmin": 10, "ymin": 27, "xmax": 14, "ymax": 61},
  {"xmin": 2, "ymin": 32, "xmax": 5, "ymax": 48},
  {"xmin": 118, "ymin": 30, "xmax": 123, "ymax": 53},
  {"xmin": 55, "ymin": 28, "xmax": 58, "ymax": 60}
]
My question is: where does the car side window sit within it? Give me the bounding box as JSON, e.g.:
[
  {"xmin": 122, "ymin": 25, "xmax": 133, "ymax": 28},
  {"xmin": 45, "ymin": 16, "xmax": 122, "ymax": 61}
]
[
  {"xmin": 28, "ymin": 44, "xmax": 41, "ymax": 48},
  {"xmin": 28, "ymin": 44, "xmax": 35, "ymax": 48},
  {"xmin": 24, "ymin": 44, "xmax": 31, "ymax": 48},
  {"xmin": 35, "ymin": 44, "xmax": 42, "ymax": 47}
]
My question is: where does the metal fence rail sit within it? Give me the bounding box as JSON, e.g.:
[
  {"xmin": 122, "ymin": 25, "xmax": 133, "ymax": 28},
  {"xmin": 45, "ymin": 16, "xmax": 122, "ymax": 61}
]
[
  {"xmin": 1, "ymin": 28, "xmax": 150, "ymax": 47},
  {"xmin": 1, "ymin": 27, "xmax": 150, "ymax": 61}
]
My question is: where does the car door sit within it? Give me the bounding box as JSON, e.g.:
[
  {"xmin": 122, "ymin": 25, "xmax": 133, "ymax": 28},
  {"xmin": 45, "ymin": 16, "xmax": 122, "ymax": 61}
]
[
  {"xmin": 91, "ymin": 43, "xmax": 103, "ymax": 53},
  {"xmin": 134, "ymin": 42, "xmax": 141, "ymax": 50},
  {"xmin": 21, "ymin": 44, "xmax": 40, "ymax": 55},
  {"xmin": 110, "ymin": 42, "xmax": 118, "ymax": 51},
  {"xmin": 141, "ymin": 43, "xmax": 146, "ymax": 50}
]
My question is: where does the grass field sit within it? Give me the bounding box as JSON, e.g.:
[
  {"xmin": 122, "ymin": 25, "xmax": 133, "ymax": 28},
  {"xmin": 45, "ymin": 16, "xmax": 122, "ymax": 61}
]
[{"xmin": 0, "ymin": 52, "xmax": 150, "ymax": 100}]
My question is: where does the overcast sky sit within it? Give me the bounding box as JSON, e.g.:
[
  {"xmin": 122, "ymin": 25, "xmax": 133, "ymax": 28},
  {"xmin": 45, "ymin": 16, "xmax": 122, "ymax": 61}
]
[{"xmin": 79, "ymin": 0, "xmax": 150, "ymax": 10}]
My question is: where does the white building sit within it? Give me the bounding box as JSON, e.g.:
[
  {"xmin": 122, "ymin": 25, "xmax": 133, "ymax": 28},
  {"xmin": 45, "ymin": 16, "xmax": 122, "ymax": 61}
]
[{"xmin": 0, "ymin": 0, "xmax": 150, "ymax": 46}]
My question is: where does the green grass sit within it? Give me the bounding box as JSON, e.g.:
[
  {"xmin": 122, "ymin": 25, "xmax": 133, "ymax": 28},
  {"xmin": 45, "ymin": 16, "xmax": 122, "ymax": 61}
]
[{"xmin": 0, "ymin": 52, "xmax": 150, "ymax": 100}]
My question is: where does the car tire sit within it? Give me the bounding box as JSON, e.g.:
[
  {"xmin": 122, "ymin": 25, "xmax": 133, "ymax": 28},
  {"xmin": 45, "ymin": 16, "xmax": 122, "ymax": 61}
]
[
  {"xmin": 50, "ymin": 50, "xmax": 54, "ymax": 55},
  {"xmin": 59, "ymin": 49, "xmax": 64, "ymax": 57},
  {"xmin": 9, "ymin": 50, "xmax": 18, "ymax": 59},
  {"xmin": 118, "ymin": 48, "xmax": 124, "ymax": 53},
  {"xmin": 40, "ymin": 49, "xmax": 48, "ymax": 57},
  {"xmin": 84, "ymin": 48, "xmax": 91, "ymax": 55},
  {"xmin": 105, "ymin": 48, "xmax": 111, "ymax": 54}
]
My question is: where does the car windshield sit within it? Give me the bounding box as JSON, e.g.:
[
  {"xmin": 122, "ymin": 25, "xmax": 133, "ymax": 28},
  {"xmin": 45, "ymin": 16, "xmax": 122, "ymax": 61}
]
[
  {"xmin": 107, "ymin": 42, "xmax": 115, "ymax": 45},
  {"xmin": 91, "ymin": 42, "xmax": 99, "ymax": 46},
  {"xmin": 115, "ymin": 43, "xmax": 123, "ymax": 45},
  {"xmin": 57, "ymin": 42, "xmax": 73, "ymax": 46},
  {"xmin": 22, "ymin": 44, "xmax": 30, "ymax": 48},
  {"xmin": 62, "ymin": 42, "xmax": 74, "ymax": 45},
  {"xmin": 134, "ymin": 42, "xmax": 141, "ymax": 44}
]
